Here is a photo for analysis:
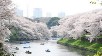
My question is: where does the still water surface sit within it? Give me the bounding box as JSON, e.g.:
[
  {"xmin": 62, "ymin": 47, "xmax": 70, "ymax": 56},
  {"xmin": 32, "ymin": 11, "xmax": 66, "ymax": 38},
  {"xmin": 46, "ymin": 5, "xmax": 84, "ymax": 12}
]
[{"xmin": 9, "ymin": 40, "xmax": 94, "ymax": 56}]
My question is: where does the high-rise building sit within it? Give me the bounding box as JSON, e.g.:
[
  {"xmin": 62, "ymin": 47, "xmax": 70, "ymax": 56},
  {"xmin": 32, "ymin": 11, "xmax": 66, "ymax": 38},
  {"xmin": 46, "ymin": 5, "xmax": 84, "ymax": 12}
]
[
  {"xmin": 15, "ymin": 8, "xmax": 23, "ymax": 17},
  {"xmin": 58, "ymin": 12, "xmax": 65, "ymax": 18},
  {"xmin": 33, "ymin": 8, "xmax": 42, "ymax": 18}
]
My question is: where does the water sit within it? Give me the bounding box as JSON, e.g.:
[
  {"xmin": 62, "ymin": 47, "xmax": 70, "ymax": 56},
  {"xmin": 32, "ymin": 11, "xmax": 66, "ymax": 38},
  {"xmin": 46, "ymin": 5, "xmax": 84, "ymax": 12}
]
[{"xmin": 9, "ymin": 40, "xmax": 94, "ymax": 56}]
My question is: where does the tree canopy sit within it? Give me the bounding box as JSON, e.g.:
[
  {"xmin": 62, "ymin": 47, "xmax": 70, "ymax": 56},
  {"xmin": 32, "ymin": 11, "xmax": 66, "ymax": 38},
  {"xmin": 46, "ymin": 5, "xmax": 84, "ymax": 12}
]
[
  {"xmin": 47, "ymin": 17, "xmax": 60, "ymax": 28},
  {"xmin": 51, "ymin": 9, "xmax": 102, "ymax": 42},
  {"xmin": 0, "ymin": 0, "xmax": 14, "ymax": 42},
  {"xmin": 90, "ymin": 0, "xmax": 102, "ymax": 5}
]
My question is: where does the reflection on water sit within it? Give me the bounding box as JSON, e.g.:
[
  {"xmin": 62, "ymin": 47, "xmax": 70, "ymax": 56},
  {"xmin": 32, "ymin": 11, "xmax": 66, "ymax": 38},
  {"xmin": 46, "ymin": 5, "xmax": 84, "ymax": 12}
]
[{"xmin": 9, "ymin": 40, "xmax": 94, "ymax": 56}]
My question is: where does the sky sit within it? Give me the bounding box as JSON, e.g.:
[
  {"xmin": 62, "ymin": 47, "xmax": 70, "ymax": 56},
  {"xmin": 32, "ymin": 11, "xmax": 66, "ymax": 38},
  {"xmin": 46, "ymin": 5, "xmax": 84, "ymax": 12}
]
[{"xmin": 12, "ymin": 0, "xmax": 102, "ymax": 18}]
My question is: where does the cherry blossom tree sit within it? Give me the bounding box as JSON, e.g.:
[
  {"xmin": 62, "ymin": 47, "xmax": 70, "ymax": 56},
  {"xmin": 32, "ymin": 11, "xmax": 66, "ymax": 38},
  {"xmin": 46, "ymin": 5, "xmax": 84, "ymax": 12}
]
[
  {"xmin": 9, "ymin": 16, "xmax": 51, "ymax": 40},
  {"xmin": 0, "ymin": 0, "xmax": 14, "ymax": 42},
  {"xmin": 52, "ymin": 9, "xmax": 102, "ymax": 42}
]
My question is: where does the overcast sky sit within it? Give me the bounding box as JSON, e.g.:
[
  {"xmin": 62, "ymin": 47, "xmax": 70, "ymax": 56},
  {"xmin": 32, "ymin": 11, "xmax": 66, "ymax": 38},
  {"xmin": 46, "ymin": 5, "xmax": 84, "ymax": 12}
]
[{"xmin": 12, "ymin": 0, "xmax": 102, "ymax": 17}]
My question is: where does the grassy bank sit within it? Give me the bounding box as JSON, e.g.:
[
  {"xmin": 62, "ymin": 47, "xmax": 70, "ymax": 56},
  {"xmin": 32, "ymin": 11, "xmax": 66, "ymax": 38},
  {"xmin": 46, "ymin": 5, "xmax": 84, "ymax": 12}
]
[{"xmin": 57, "ymin": 38, "xmax": 102, "ymax": 56}]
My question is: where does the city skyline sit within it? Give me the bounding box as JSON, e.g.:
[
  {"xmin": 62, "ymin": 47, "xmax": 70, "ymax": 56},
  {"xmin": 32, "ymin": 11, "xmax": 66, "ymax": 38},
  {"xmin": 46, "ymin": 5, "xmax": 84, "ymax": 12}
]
[
  {"xmin": 12, "ymin": 0, "xmax": 102, "ymax": 18},
  {"xmin": 15, "ymin": 7, "xmax": 67, "ymax": 18}
]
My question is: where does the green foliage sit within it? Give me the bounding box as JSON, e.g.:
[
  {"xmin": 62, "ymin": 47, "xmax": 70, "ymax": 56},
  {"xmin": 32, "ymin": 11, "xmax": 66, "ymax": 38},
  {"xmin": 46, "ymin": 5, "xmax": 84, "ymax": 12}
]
[
  {"xmin": 9, "ymin": 26, "xmax": 34, "ymax": 41},
  {"xmin": 47, "ymin": 17, "xmax": 60, "ymax": 28},
  {"xmin": 98, "ymin": 47, "xmax": 102, "ymax": 52},
  {"xmin": 94, "ymin": 47, "xmax": 102, "ymax": 56},
  {"xmin": 97, "ymin": 35, "xmax": 102, "ymax": 38},
  {"xmin": 87, "ymin": 43, "xmax": 102, "ymax": 50},
  {"xmin": 58, "ymin": 38, "xmax": 102, "ymax": 55},
  {"xmin": 9, "ymin": 26, "xmax": 22, "ymax": 41},
  {"xmin": 94, "ymin": 51, "xmax": 102, "ymax": 56},
  {"xmin": 90, "ymin": 0, "xmax": 102, "ymax": 5},
  {"xmin": 9, "ymin": 27, "xmax": 19, "ymax": 37},
  {"xmin": 81, "ymin": 34, "xmax": 86, "ymax": 38},
  {"xmin": 58, "ymin": 38, "xmax": 68, "ymax": 43}
]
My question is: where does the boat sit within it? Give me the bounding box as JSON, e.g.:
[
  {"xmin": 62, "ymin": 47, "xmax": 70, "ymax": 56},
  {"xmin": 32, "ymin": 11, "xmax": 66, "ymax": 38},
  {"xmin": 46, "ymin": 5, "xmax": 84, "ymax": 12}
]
[
  {"xmin": 23, "ymin": 46, "xmax": 31, "ymax": 48},
  {"xmin": 25, "ymin": 51, "xmax": 32, "ymax": 54},
  {"xmin": 40, "ymin": 43, "xmax": 44, "ymax": 45},
  {"xmin": 13, "ymin": 52, "xmax": 17, "ymax": 53},
  {"xmin": 45, "ymin": 49, "xmax": 51, "ymax": 52},
  {"xmin": 26, "ymin": 41, "xmax": 30, "ymax": 43},
  {"xmin": 52, "ymin": 38, "xmax": 57, "ymax": 40},
  {"xmin": 20, "ymin": 41, "xmax": 30, "ymax": 44},
  {"xmin": 15, "ymin": 47, "xmax": 19, "ymax": 50},
  {"xmin": 20, "ymin": 42, "xmax": 26, "ymax": 44}
]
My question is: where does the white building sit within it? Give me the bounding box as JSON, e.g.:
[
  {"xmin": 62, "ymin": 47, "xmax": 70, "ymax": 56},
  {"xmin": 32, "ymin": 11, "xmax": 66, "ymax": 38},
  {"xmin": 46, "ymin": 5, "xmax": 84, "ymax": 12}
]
[{"xmin": 33, "ymin": 8, "xmax": 42, "ymax": 18}]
